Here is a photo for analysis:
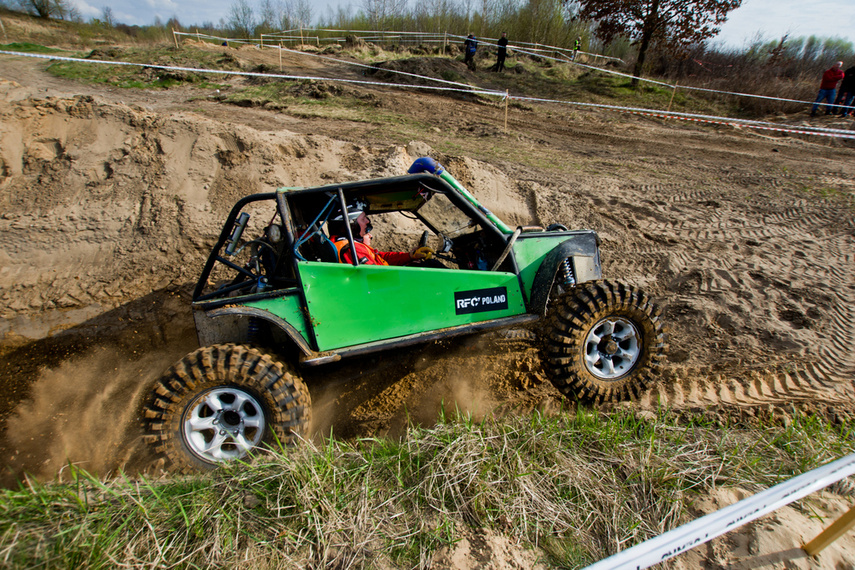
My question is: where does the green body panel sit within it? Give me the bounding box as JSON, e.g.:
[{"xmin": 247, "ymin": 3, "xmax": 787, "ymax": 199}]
[
  {"xmin": 297, "ymin": 261, "xmax": 526, "ymax": 351},
  {"xmin": 244, "ymin": 293, "xmax": 311, "ymax": 343},
  {"xmin": 512, "ymin": 237, "xmax": 566, "ymax": 297}
]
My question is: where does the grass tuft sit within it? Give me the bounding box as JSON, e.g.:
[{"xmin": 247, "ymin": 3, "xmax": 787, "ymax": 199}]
[{"xmin": 1, "ymin": 408, "xmax": 853, "ymax": 568}]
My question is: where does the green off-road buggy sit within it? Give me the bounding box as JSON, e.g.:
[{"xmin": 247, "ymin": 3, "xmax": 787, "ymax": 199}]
[{"xmin": 145, "ymin": 158, "xmax": 667, "ymax": 471}]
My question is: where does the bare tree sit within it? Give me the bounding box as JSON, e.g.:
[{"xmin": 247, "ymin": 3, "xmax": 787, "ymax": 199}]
[
  {"xmin": 291, "ymin": 0, "xmax": 313, "ymax": 28},
  {"xmin": 17, "ymin": 0, "xmax": 75, "ymax": 19},
  {"xmin": 228, "ymin": 0, "xmax": 256, "ymax": 38},
  {"xmin": 101, "ymin": 6, "xmax": 114, "ymax": 27},
  {"xmin": 258, "ymin": 0, "xmax": 281, "ymax": 32},
  {"xmin": 570, "ymin": 0, "xmax": 742, "ymax": 84},
  {"xmin": 362, "ymin": 0, "xmax": 409, "ymax": 30}
]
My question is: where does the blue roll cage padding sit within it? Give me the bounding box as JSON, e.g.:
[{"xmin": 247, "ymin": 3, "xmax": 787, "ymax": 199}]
[{"xmin": 292, "ymin": 194, "xmax": 338, "ymax": 261}]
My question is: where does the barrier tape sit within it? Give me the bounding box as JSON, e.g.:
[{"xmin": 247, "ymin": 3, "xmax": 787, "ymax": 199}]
[
  {"xmin": 2, "ymin": 49, "xmax": 853, "ymax": 140},
  {"xmin": 584, "ymin": 453, "xmax": 855, "ymax": 570},
  {"xmin": 166, "ymin": 35, "xmax": 855, "ymax": 140},
  {"xmin": 0, "ymin": 50, "xmax": 504, "ymax": 98}
]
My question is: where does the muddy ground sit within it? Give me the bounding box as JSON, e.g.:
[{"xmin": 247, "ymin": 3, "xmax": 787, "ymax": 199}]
[{"xmin": 1, "ymin": 34, "xmax": 854, "ymax": 568}]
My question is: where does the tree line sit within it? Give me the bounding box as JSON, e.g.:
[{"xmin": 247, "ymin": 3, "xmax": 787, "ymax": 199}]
[{"xmin": 1, "ymin": 0, "xmax": 852, "ymax": 88}]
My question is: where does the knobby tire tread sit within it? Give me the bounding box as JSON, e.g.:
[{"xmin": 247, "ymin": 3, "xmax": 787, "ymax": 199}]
[
  {"xmin": 144, "ymin": 343, "xmax": 311, "ymax": 473},
  {"xmin": 542, "ymin": 280, "xmax": 668, "ymax": 403}
]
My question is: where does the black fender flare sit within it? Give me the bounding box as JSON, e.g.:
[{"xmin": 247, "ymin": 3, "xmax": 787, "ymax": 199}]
[
  {"xmin": 528, "ymin": 234, "xmax": 601, "ymax": 315},
  {"xmin": 203, "ymin": 306, "xmax": 314, "ymax": 357}
]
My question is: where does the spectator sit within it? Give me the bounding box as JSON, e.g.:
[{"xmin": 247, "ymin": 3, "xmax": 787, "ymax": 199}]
[
  {"xmin": 833, "ymin": 63, "xmax": 855, "ymax": 117},
  {"xmin": 464, "ymin": 33, "xmax": 477, "ymax": 71},
  {"xmin": 810, "ymin": 61, "xmax": 845, "ymax": 116},
  {"xmin": 495, "ymin": 32, "xmax": 508, "ymax": 72},
  {"xmin": 572, "ymin": 37, "xmax": 581, "ymax": 61}
]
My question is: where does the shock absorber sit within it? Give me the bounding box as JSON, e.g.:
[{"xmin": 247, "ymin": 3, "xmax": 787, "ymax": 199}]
[
  {"xmin": 560, "ymin": 257, "xmax": 576, "ymax": 287},
  {"xmin": 247, "ymin": 317, "xmax": 262, "ymax": 344}
]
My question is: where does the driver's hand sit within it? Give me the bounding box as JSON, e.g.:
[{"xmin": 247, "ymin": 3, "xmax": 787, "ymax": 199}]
[{"xmin": 412, "ymin": 246, "xmax": 435, "ymax": 260}]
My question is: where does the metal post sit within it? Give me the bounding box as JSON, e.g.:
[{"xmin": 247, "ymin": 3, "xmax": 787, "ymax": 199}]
[
  {"xmin": 803, "ymin": 504, "xmax": 855, "ymax": 556},
  {"xmin": 337, "ymin": 189, "xmax": 359, "ymax": 266}
]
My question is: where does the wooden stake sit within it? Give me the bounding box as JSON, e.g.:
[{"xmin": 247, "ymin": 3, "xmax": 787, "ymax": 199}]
[
  {"xmin": 803, "ymin": 504, "xmax": 855, "ymax": 556},
  {"xmin": 172, "ymin": 28, "xmax": 179, "ymax": 49},
  {"xmin": 667, "ymin": 84, "xmax": 678, "ymax": 113},
  {"xmin": 504, "ymin": 90, "xmax": 509, "ymax": 132},
  {"xmin": 300, "ymin": 26, "xmax": 304, "ymax": 45}
]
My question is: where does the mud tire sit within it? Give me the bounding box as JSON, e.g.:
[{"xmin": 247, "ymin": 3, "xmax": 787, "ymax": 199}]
[
  {"xmin": 542, "ymin": 280, "xmax": 667, "ymax": 403},
  {"xmin": 145, "ymin": 343, "xmax": 311, "ymax": 472}
]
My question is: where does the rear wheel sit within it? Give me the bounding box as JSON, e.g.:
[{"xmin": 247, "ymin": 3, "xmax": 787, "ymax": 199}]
[
  {"xmin": 145, "ymin": 344, "xmax": 311, "ymax": 472},
  {"xmin": 543, "ymin": 280, "xmax": 667, "ymax": 403}
]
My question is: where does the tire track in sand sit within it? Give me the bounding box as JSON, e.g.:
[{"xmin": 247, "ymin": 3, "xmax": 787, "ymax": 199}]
[{"xmin": 605, "ymin": 181, "xmax": 855, "ymax": 414}]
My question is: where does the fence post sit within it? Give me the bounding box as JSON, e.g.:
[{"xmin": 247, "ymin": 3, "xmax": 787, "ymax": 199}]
[
  {"xmin": 803, "ymin": 504, "xmax": 855, "ymax": 556},
  {"xmin": 504, "ymin": 90, "xmax": 509, "ymax": 132},
  {"xmin": 172, "ymin": 28, "xmax": 179, "ymax": 49},
  {"xmin": 279, "ymin": 42, "xmax": 282, "ymax": 70},
  {"xmin": 667, "ymin": 85, "xmax": 678, "ymax": 113},
  {"xmin": 300, "ymin": 26, "xmax": 304, "ymax": 45}
]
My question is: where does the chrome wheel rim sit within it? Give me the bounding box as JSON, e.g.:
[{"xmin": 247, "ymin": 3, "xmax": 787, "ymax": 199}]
[
  {"xmin": 584, "ymin": 317, "xmax": 641, "ymax": 380},
  {"xmin": 182, "ymin": 387, "xmax": 265, "ymax": 463}
]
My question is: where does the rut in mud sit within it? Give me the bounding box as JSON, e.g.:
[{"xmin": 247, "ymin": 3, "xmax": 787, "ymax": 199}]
[{"xmin": 0, "ymin": 46, "xmax": 854, "ymax": 484}]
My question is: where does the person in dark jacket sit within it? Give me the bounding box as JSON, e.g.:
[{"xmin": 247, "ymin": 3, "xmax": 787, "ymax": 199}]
[
  {"xmin": 810, "ymin": 61, "xmax": 845, "ymax": 116},
  {"xmin": 833, "ymin": 64, "xmax": 855, "ymax": 116},
  {"xmin": 495, "ymin": 32, "xmax": 508, "ymax": 72},
  {"xmin": 464, "ymin": 33, "xmax": 477, "ymax": 71}
]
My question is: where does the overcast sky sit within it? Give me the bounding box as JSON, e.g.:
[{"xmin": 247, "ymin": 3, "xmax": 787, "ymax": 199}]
[{"xmin": 69, "ymin": 0, "xmax": 855, "ymax": 50}]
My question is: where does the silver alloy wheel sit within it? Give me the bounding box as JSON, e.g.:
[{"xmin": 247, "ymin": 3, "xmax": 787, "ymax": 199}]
[
  {"xmin": 182, "ymin": 387, "xmax": 265, "ymax": 463},
  {"xmin": 583, "ymin": 317, "xmax": 641, "ymax": 380}
]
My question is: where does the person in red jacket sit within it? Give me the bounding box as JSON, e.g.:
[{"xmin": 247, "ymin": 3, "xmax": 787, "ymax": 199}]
[
  {"xmin": 329, "ymin": 209, "xmax": 433, "ymax": 266},
  {"xmin": 811, "ymin": 61, "xmax": 845, "ymax": 116}
]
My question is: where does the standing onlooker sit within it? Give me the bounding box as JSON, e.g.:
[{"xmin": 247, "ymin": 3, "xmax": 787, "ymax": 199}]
[
  {"xmin": 833, "ymin": 63, "xmax": 855, "ymax": 116},
  {"xmin": 810, "ymin": 61, "xmax": 845, "ymax": 116},
  {"xmin": 571, "ymin": 36, "xmax": 581, "ymax": 61},
  {"xmin": 464, "ymin": 33, "xmax": 478, "ymax": 71},
  {"xmin": 495, "ymin": 32, "xmax": 508, "ymax": 72}
]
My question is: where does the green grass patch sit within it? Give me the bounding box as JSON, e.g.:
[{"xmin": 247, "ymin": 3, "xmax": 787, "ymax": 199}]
[
  {"xmin": 0, "ymin": 42, "xmax": 63, "ymax": 54},
  {"xmin": 2, "ymin": 408, "xmax": 853, "ymax": 568},
  {"xmin": 45, "ymin": 45, "xmax": 240, "ymax": 89}
]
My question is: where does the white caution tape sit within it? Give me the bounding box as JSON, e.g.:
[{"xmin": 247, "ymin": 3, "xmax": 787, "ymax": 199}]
[
  {"xmin": 584, "ymin": 452, "xmax": 855, "ymax": 570},
  {"xmin": 3, "ymin": 49, "xmax": 852, "ymax": 140},
  {"xmin": 0, "ymin": 50, "xmax": 504, "ymax": 98}
]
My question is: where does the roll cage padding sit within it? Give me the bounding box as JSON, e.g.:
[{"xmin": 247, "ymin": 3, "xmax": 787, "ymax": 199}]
[{"xmin": 527, "ymin": 233, "xmax": 601, "ymax": 315}]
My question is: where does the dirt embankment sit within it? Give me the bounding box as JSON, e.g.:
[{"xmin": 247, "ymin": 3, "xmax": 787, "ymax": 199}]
[{"xmin": 0, "ymin": 46, "xmax": 854, "ymax": 490}]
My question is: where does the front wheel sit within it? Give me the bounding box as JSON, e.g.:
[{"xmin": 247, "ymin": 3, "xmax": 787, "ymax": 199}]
[
  {"xmin": 542, "ymin": 280, "xmax": 667, "ymax": 403},
  {"xmin": 145, "ymin": 344, "xmax": 312, "ymax": 472}
]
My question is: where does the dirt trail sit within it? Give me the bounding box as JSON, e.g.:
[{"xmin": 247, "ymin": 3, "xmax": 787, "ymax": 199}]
[{"xmin": 1, "ymin": 42, "xmax": 854, "ymax": 488}]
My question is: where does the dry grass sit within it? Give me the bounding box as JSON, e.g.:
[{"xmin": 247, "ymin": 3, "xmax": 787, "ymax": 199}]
[{"xmin": 1, "ymin": 408, "xmax": 853, "ymax": 569}]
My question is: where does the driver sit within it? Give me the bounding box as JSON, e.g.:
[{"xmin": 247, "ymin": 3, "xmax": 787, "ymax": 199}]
[{"xmin": 328, "ymin": 209, "xmax": 434, "ymax": 266}]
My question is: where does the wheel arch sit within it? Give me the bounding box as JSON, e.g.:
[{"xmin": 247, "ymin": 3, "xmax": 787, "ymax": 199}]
[
  {"xmin": 528, "ymin": 235, "xmax": 602, "ymax": 315},
  {"xmin": 194, "ymin": 306, "xmax": 314, "ymax": 357}
]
